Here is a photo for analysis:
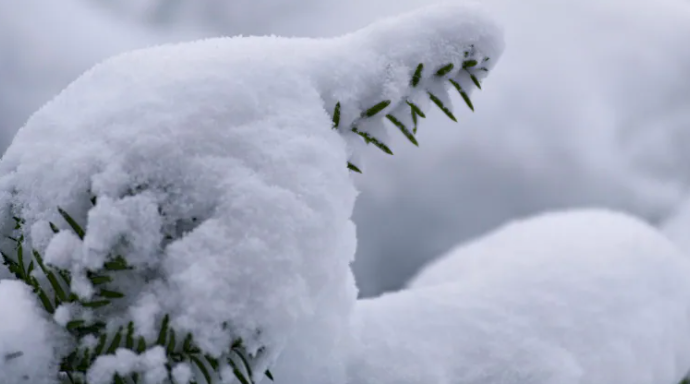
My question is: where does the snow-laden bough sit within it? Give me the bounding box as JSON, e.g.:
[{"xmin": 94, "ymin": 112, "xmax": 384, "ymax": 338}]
[{"xmin": 0, "ymin": 3, "xmax": 503, "ymax": 383}]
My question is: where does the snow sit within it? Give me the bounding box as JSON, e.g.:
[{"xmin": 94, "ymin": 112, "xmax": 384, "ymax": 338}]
[
  {"xmin": 0, "ymin": 3, "xmax": 502, "ymax": 382},
  {"xmin": 346, "ymin": 209, "xmax": 690, "ymax": 384},
  {"xmin": 0, "ymin": 280, "xmax": 68, "ymax": 384},
  {"xmin": 87, "ymin": 347, "xmax": 168, "ymax": 384},
  {"xmin": 346, "ymin": 0, "xmax": 690, "ymax": 297},
  {"xmin": 661, "ymin": 197, "xmax": 690, "ymax": 256},
  {"xmin": 0, "ymin": 0, "xmax": 175, "ymax": 153}
]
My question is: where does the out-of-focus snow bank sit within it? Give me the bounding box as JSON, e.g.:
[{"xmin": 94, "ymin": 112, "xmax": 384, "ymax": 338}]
[
  {"xmin": 348, "ymin": 209, "xmax": 690, "ymax": 384},
  {"xmin": 0, "ymin": 0, "xmax": 183, "ymax": 153}
]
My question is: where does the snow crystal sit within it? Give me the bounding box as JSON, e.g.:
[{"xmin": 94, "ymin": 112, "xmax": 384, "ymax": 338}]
[
  {"xmin": 0, "ymin": 2, "xmax": 502, "ymax": 382},
  {"xmin": 0, "ymin": 280, "xmax": 68, "ymax": 384},
  {"xmin": 345, "ymin": 209, "xmax": 690, "ymax": 384}
]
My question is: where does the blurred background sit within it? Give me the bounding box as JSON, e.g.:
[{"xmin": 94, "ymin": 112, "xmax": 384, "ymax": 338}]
[{"xmin": 2, "ymin": 0, "xmax": 690, "ymax": 297}]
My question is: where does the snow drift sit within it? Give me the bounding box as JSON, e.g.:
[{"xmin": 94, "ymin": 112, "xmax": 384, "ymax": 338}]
[{"xmin": 346, "ymin": 209, "xmax": 690, "ymax": 384}]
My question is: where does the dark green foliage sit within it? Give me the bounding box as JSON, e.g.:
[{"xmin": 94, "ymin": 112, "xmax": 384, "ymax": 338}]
[
  {"xmin": 386, "ymin": 115, "xmax": 418, "ymax": 147},
  {"xmin": 449, "ymin": 79, "xmax": 474, "ymax": 112},
  {"xmin": 428, "ymin": 92, "xmax": 458, "ymax": 122},
  {"xmin": 363, "ymin": 100, "xmax": 392, "ymax": 117},
  {"xmin": 352, "ymin": 127, "xmax": 394, "ymax": 155},
  {"xmin": 332, "ymin": 102, "xmax": 341, "ymax": 129},
  {"xmin": 331, "ymin": 54, "xmax": 490, "ymax": 170},
  {"xmin": 435, "ymin": 63, "xmax": 454, "ymax": 77},
  {"xmin": 411, "ymin": 63, "xmax": 424, "ymax": 87}
]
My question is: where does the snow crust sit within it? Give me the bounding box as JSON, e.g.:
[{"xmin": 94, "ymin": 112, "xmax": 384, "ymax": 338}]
[
  {"xmin": 0, "ymin": 3, "xmax": 502, "ymax": 383},
  {"xmin": 348, "ymin": 209, "xmax": 690, "ymax": 384}
]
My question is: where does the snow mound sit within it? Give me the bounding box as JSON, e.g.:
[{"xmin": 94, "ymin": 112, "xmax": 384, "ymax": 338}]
[
  {"xmin": 0, "ymin": 280, "xmax": 68, "ymax": 384},
  {"xmin": 348, "ymin": 210, "xmax": 690, "ymax": 384},
  {"xmin": 0, "ymin": 3, "xmax": 503, "ymax": 382}
]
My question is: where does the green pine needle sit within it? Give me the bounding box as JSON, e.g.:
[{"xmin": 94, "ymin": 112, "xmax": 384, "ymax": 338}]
[
  {"xmin": 332, "ymin": 102, "xmax": 341, "ymax": 129},
  {"xmin": 228, "ymin": 357, "xmax": 252, "ymax": 384},
  {"xmin": 406, "ymin": 101, "xmax": 426, "ymax": 119},
  {"xmin": 448, "ymin": 79, "xmax": 474, "ymax": 112},
  {"xmin": 57, "ymin": 207, "xmax": 85, "ymax": 240},
  {"xmin": 98, "ymin": 289, "xmax": 125, "ymax": 299},
  {"xmin": 126, "ymin": 322, "xmax": 135, "ymax": 350},
  {"xmin": 435, "ymin": 63, "xmax": 454, "ymax": 77},
  {"xmin": 106, "ymin": 327, "xmax": 124, "ymax": 354},
  {"xmin": 428, "ymin": 92, "xmax": 457, "ymax": 122},
  {"xmin": 352, "ymin": 127, "xmax": 393, "ymax": 155},
  {"xmin": 232, "ymin": 348, "xmax": 254, "ymax": 383},
  {"xmin": 347, "ymin": 162, "xmax": 362, "ymax": 173},
  {"xmin": 462, "ymin": 59, "xmax": 478, "ymax": 69},
  {"xmin": 386, "ymin": 115, "xmax": 418, "ymax": 146},
  {"xmin": 157, "ymin": 315, "xmax": 170, "ymax": 346},
  {"xmin": 411, "ymin": 63, "xmax": 424, "ymax": 87},
  {"xmin": 363, "ymin": 100, "xmax": 391, "ymax": 117},
  {"xmin": 166, "ymin": 329, "xmax": 176, "ymax": 354},
  {"xmin": 468, "ymin": 73, "xmax": 482, "ymax": 89},
  {"xmin": 190, "ymin": 355, "xmax": 213, "ymax": 384}
]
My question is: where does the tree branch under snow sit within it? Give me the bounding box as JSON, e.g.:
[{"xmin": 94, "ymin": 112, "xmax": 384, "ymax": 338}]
[{"xmin": 0, "ymin": 3, "xmax": 503, "ymax": 384}]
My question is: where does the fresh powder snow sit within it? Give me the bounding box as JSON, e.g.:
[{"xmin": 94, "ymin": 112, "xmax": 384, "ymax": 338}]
[
  {"xmin": 347, "ymin": 209, "xmax": 690, "ymax": 384},
  {"xmin": 0, "ymin": 3, "xmax": 502, "ymax": 383}
]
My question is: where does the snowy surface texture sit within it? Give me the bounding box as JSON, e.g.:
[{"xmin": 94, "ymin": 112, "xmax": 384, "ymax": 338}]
[
  {"xmin": 0, "ymin": 280, "xmax": 67, "ymax": 384},
  {"xmin": 0, "ymin": 3, "xmax": 502, "ymax": 383},
  {"xmin": 348, "ymin": 210, "xmax": 690, "ymax": 384}
]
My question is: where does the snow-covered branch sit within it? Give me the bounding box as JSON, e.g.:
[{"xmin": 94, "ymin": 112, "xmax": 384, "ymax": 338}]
[{"xmin": 0, "ymin": 3, "xmax": 503, "ymax": 384}]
